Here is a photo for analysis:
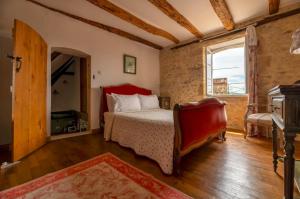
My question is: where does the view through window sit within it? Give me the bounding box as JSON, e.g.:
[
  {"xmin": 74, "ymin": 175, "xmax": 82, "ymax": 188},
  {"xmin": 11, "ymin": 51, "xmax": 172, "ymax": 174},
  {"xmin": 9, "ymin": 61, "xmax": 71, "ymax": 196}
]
[{"xmin": 206, "ymin": 38, "xmax": 246, "ymax": 96}]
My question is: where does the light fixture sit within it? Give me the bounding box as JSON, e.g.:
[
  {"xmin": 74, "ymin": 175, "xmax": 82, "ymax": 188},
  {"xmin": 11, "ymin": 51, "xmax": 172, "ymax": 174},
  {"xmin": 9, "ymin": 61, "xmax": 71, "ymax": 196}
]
[{"xmin": 290, "ymin": 28, "xmax": 300, "ymax": 54}]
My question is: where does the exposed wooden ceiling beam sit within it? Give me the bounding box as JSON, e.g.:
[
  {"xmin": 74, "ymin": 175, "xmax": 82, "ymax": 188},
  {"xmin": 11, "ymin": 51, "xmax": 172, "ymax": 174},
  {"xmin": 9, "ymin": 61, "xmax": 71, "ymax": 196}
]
[
  {"xmin": 171, "ymin": 5, "xmax": 300, "ymax": 50},
  {"xmin": 269, "ymin": 0, "xmax": 280, "ymax": 14},
  {"xmin": 209, "ymin": 0, "xmax": 234, "ymax": 30},
  {"xmin": 27, "ymin": 0, "xmax": 162, "ymax": 50},
  {"xmin": 86, "ymin": 0, "xmax": 179, "ymax": 44},
  {"xmin": 148, "ymin": 0, "xmax": 203, "ymax": 38}
]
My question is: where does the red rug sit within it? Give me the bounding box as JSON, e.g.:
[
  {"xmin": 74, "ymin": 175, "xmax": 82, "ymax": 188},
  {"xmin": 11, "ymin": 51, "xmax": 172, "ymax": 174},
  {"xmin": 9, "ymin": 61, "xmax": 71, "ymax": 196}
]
[{"xmin": 0, "ymin": 153, "xmax": 191, "ymax": 199}]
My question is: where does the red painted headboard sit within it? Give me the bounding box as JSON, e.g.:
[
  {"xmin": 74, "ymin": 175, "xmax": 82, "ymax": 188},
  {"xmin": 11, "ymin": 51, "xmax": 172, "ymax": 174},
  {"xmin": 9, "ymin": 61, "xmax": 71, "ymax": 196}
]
[{"xmin": 99, "ymin": 84, "xmax": 152, "ymax": 129}]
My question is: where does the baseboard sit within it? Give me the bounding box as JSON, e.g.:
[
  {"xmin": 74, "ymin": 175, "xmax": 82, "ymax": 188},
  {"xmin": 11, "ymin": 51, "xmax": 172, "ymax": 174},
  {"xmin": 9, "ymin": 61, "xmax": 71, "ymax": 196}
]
[
  {"xmin": 46, "ymin": 136, "xmax": 51, "ymax": 142},
  {"xmin": 50, "ymin": 131, "xmax": 93, "ymax": 141},
  {"xmin": 92, "ymin": 128, "xmax": 101, "ymax": 134},
  {"xmin": 226, "ymin": 128, "xmax": 244, "ymax": 134}
]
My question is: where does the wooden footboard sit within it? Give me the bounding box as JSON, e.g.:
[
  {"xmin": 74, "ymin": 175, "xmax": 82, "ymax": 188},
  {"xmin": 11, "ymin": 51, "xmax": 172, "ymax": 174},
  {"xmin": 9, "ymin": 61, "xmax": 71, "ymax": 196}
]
[{"xmin": 173, "ymin": 98, "xmax": 227, "ymax": 175}]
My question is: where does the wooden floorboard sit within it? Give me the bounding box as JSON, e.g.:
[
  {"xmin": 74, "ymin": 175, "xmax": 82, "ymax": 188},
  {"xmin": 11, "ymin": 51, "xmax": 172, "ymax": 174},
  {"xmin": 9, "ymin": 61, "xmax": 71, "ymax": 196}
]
[{"xmin": 0, "ymin": 132, "xmax": 299, "ymax": 198}]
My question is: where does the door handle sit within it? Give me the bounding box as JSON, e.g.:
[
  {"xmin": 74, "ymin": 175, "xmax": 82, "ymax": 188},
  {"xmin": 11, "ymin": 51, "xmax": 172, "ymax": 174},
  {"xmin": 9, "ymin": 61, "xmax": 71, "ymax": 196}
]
[{"xmin": 7, "ymin": 55, "xmax": 22, "ymax": 72}]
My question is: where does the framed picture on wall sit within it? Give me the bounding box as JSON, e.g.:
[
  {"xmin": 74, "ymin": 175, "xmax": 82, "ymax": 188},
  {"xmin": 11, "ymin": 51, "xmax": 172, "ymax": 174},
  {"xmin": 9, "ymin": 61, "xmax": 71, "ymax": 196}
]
[{"xmin": 123, "ymin": 54, "xmax": 136, "ymax": 74}]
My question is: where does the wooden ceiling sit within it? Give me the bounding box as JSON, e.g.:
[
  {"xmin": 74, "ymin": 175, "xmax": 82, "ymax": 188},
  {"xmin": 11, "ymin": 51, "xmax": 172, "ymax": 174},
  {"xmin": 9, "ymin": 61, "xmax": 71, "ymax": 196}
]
[
  {"xmin": 148, "ymin": 0, "xmax": 203, "ymax": 38},
  {"xmin": 209, "ymin": 0, "xmax": 234, "ymax": 31},
  {"xmin": 269, "ymin": 0, "xmax": 281, "ymax": 14},
  {"xmin": 86, "ymin": 0, "xmax": 179, "ymax": 43},
  {"xmin": 27, "ymin": 0, "xmax": 300, "ymax": 50}
]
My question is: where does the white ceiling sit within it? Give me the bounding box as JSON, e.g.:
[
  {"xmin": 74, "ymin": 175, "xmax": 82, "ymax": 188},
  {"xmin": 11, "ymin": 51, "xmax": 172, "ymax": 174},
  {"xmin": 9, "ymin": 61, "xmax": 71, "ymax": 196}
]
[{"xmin": 33, "ymin": 0, "xmax": 300, "ymax": 48}]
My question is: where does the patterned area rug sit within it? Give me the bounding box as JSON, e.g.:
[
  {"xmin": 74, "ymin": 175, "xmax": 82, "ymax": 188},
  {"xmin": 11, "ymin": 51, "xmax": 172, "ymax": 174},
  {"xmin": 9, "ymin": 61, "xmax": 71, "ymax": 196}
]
[{"xmin": 0, "ymin": 153, "xmax": 191, "ymax": 199}]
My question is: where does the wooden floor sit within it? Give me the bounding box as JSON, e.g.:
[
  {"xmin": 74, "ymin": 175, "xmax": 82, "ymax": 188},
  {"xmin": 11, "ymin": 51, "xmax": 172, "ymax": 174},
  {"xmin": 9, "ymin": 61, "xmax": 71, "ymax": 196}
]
[{"xmin": 0, "ymin": 132, "xmax": 300, "ymax": 199}]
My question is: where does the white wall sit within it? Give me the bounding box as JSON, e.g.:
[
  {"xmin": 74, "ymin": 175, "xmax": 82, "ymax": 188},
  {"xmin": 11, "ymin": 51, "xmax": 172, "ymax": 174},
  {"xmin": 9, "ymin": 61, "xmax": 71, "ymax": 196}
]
[
  {"xmin": 0, "ymin": 0, "xmax": 160, "ymax": 132},
  {"xmin": 0, "ymin": 36, "xmax": 12, "ymax": 145},
  {"xmin": 51, "ymin": 55, "xmax": 81, "ymax": 112}
]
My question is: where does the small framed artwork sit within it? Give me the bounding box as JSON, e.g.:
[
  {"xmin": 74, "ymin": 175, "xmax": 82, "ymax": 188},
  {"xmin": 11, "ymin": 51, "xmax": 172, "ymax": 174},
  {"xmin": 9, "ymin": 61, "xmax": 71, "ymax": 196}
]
[{"xmin": 123, "ymin": 54, "xmax": 136, "ymax": 74}]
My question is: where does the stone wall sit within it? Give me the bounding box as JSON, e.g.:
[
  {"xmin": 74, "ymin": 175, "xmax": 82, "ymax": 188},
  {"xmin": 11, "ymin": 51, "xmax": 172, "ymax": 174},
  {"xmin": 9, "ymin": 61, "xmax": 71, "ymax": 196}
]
[
  {"xmin": 160, "ymin": 43, "xmax": 204, "ymax": 105},
  {"xmin": 160, "ymin": 13, "xmax": 300, "ymax": 131},
  {"xmin": 256, "ymin": 14, "xmax": 300, "ymax": 111}
]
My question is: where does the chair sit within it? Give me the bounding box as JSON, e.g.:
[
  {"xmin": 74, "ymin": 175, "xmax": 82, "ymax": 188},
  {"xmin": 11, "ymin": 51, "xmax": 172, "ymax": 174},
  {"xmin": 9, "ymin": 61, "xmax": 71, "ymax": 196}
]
[{"xmin": 244, "ymin": 103, "xmax": 272, "ymax": 138}]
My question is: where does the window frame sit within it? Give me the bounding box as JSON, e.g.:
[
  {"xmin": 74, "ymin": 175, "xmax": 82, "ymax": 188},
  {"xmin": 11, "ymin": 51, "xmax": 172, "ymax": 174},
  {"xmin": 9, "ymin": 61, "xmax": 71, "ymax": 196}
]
[
  {"xmin": 205, "ymin": 48, "xmax": 213, "ymax": 96},
  {"xmin": 205, "ymin": 40, "xmax": 247, "ymax": 97}
]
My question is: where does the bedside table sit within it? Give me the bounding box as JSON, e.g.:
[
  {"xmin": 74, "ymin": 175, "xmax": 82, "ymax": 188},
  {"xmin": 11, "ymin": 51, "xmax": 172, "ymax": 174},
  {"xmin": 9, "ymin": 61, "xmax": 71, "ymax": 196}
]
[{"xmin": 158, "ymin": 96, "xmax": 171, "ymax": 109}]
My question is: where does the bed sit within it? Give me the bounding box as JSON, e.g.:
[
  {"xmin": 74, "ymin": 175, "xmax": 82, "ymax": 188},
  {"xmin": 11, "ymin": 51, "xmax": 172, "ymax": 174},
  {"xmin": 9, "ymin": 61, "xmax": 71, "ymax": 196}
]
[{"xmin": 100, "ymin": 84, "xmax": 227, "ymax": 175}]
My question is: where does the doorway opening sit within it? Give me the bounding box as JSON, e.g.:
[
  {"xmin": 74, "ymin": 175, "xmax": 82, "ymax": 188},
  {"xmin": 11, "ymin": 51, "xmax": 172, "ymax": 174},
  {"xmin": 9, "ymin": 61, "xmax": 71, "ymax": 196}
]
[
  {"xmin": 51, "ymin": 48, "xmax": 91, "ymax": 138},
  {"xmin": 0, "ymin": 36, "xmax": 13, "ymax": 164}
]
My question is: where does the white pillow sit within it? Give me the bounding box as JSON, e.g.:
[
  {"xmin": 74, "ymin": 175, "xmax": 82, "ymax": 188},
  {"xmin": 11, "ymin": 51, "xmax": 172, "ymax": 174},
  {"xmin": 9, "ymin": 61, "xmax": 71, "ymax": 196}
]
[
  {"xmin": 112, "ymin": 93, "xmax": 141, "ymax": 112},
  {"xmin": 106, "ymin": 94, "xmax": 115, "ymax": 112},
  {"xmin": 138, "ymin": 94, "xmax": 159, "ymax": 110}
]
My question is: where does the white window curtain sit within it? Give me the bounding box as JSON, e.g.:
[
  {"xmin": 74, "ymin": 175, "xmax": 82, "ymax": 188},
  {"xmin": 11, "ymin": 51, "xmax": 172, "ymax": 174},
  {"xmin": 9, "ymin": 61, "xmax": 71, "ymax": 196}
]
[{"xmin": 245, "ymin": 25, "xmax": 259, "ymax": 136}]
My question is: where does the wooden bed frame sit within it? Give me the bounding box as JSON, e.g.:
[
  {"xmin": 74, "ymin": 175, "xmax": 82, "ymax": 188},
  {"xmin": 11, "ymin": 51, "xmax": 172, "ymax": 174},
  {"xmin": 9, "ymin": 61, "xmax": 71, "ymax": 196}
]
[
  {"xmin": 100, "ymin": 84, "xmax": 227, "ymax": 175},
  {"xmin": 173, "ymin": 99, "xmax": 227, "ymax": 175}
]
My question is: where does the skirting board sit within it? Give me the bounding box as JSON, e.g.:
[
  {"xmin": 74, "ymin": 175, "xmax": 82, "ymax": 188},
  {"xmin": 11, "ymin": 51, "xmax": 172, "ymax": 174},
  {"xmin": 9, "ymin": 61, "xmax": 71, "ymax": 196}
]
[{"xmin": 50, "ymin": 129, "xmax": 100, "ymax": 141}]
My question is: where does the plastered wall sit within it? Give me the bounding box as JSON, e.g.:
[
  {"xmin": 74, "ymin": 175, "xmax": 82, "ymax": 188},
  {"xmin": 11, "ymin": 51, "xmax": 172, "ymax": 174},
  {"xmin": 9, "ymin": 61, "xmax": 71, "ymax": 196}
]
[{"xmin": 0, "ymin": 0, "xmax": 160, "ymax": 133}]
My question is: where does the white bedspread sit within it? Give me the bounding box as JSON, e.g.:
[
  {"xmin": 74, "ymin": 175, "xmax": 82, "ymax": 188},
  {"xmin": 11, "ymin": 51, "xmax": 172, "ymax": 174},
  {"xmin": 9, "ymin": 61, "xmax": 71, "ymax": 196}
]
[{"xmin": 104, "ymin": 109, "xmax": 175, "ymax": 174}]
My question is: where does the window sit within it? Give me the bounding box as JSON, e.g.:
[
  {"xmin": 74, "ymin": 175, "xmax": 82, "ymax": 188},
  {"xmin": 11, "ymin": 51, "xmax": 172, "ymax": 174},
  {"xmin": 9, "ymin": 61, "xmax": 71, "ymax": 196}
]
[{"xmin": 206, "ymin": 38, "xmax": 246, "ymax": 96}]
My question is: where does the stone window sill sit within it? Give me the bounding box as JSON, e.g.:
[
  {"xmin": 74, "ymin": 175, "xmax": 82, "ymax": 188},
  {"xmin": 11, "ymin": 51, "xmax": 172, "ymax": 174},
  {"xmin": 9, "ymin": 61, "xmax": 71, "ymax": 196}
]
[{"xmin": 207, "ymin": 94, "xmax": 248, "ymax": 98}]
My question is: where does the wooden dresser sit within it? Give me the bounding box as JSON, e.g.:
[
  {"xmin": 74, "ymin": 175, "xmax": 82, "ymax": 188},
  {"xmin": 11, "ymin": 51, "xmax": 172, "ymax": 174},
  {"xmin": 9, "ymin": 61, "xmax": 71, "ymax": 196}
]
[{"xmin": 269, "ymin": 83, "xmax": 300, "ymax": 199}]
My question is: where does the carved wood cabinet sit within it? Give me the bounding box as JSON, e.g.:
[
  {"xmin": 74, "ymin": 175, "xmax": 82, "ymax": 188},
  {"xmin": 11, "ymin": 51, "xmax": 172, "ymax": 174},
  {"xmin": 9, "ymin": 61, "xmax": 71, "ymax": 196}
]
[{"xmin": 269, "ymin": 84, "xmax": 300, "ymax": 199}]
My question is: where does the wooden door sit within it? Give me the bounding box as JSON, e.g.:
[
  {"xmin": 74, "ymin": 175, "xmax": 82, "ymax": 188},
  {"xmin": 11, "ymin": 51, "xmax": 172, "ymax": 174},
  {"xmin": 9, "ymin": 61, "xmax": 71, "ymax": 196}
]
[{"xmin": 12, "ymin": 19, "xmax": 47, "ymax": 161}]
